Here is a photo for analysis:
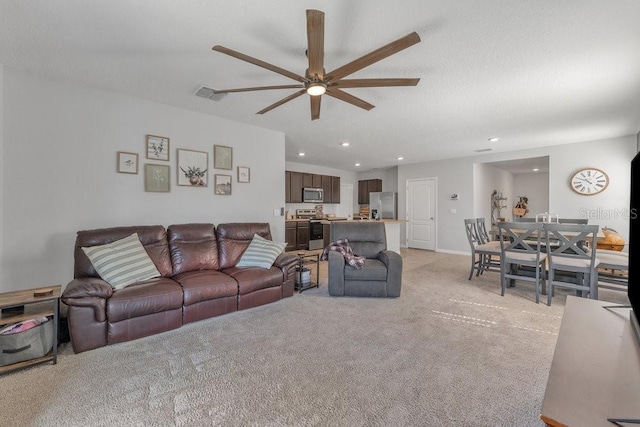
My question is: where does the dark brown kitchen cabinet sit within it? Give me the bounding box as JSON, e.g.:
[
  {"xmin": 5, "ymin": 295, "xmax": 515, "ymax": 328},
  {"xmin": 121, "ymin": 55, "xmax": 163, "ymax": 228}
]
[
  {"xmin": 285, "ymin": 221, "xmax": 297, "ymax": 252},
  {"xmin": 331, "ymin": 176, "xmax": 341, "ymax": 203},
  {"xmin": 289, "ymin": 172, "xmax": 303, "ymax": 203},
  {"xmin": 285, "ymin": 220, "xmax": 310, "ymax": 251},
  {"xmin": 296, "ymin": 221, "xmax": 309, "ymax": 250},
  {"xmin": 302, "ymin": 173, "xmax": 313, "ymax": 189},
  {"xmin": 358, "ymin": 179, "xmax": 382, "ymax": 204},
  {"xmin": 321, "ymin": 175, "xmax": 332, "ymax": 203},
  {"xmin": 285, "ymin": 170, "xmax": 340, "ymax": 204},
  {"xmin": 285, "ymin": 171, "xmax": 291, "ymax": 203}
]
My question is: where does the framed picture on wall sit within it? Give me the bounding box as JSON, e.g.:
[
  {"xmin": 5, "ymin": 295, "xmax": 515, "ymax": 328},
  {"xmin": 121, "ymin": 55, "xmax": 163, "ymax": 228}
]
[
  {"xmin": 214, "ymin": 174, "xmax": 232, "ymax": 195},
  {"xmin": 177, "ymin": 149, "xmax": 208, "ymax": 187},
  {"xmin": 237, "ymin": 166, "xmax": 250, "ymax": 183},
  {"xmin": 214, "ymin": 145, "xmax": 233, "ymax": 170},
  {"xmin": 144, "ymin": 164, "xmax": 170, "ymax": 192},
  {"xmin": 146, "ymin": 135, "xmax": 170, "ymax": 161},
  {"xmin": 117, "ymin": 151, "xmax": 139, "ymax": 174}
]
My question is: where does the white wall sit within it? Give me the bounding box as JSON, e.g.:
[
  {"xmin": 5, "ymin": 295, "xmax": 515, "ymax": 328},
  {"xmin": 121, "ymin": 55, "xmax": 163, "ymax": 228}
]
[
  {"xmin": 1, "ymin": 69, "xmax": 286, "ymax": 292},
  {"xmin": 399, "ymin": 135, "xmax": 636, "ymax": 253},
  {"xmin": 513, "ymin": 173, "xmax": 549, "ymax": 218},
  {"xmin": 285, "ymin": 161, "xmax": 358, "ymax": 215}
]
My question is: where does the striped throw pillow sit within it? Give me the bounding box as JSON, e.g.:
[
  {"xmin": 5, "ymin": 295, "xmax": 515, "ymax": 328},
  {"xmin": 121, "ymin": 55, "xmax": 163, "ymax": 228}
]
[
  {"xmin": 82, "ymin": 233, "xmax": 161, "ymax": 290},
  {"xmin": 236, "ymin": 234, "xmax": 286, "ymax": 269}
]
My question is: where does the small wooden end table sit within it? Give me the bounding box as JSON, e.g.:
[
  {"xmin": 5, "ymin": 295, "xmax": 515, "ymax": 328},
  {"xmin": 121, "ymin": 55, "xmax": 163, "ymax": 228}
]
[{"xmin": 0, "ymin": 285, "xmax": 61, "ymax": 374}]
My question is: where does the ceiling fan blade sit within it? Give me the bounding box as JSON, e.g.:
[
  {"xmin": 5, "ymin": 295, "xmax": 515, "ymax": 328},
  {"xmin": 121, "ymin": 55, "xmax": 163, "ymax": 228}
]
[
  {"xmin": 326, "ymin": 32, "xmax": 421, "ymax": 81},
  {"xmin": 306, "ymin": 9, "xmax": 325, "ymax": 80},
  {"xmin": 335, "ymin": 78, "xmax": 420, "ymax": 88},
  {"xmin": 310, "ymin": 95, "xmax": 321, "ymax": 120},
  {"xmin": 212, "ymin": 45, "xmax": 307, "ymax": 83},
  {"xmin": 256, "ymin": 89, "xmax": 307, "ymax": 115},
  {"xmin": 325, "ymin": 88, "xmax": 374, "ymax": 111},
  {"xmin": 213, "ymin": 84, "xmax": 304, "ymax": 94}
]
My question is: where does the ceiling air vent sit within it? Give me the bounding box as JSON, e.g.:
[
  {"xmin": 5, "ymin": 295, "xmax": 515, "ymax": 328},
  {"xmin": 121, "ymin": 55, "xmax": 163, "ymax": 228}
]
[
  {"xmin": 194, "ymin": 86, "xmax": 226, "ymax": 101},
  {"xmin": 474, "ymin": 148, "xmax": 493, "ymax": 153}
]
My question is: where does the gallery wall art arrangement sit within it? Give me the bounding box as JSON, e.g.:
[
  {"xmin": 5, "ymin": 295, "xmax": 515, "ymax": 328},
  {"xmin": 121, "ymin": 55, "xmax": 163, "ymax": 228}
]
[{"xmin": 117, "ymin": 136, "xmax": 252, "ymax": 195}]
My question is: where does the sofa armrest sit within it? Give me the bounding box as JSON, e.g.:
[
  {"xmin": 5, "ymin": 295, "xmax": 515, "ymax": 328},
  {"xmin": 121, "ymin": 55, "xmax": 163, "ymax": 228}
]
[
  {"xmin": 61, "ymin": 278, "xmax": 112, "ymax": 323},
  {"xmin": 273, "ymin": 252, "xmax": 298, "ymax": 270},
  {"xmin": 328, "ymin": 251, "xmax": 346, "ymax": 296},
  {"xmin": 62, "ymin": 278, "xmax": 113, "ymax": 300},
  {"xmin": 274, "ymin": 252, "xmax": 299, "ymax": 298},
  {"xmin": 378, "ymin": 250, "xmax": 403, "ymax": 297}
]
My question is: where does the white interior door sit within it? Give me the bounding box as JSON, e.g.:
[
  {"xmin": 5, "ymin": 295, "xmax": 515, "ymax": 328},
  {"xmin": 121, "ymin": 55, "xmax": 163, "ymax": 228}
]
[
  {"xmin": 406, "ymin": 178, "xmax": 436, "ymax": 250},
  {"xmin": 338, "ymin": 183, "xmax": 354, "ymax": 219}
]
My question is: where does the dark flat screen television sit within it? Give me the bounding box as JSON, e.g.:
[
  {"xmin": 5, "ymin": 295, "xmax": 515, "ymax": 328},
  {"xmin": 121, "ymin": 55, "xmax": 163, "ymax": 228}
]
[{"xmin": 630, "ymin": 151, "xmax": 640, "ymax": 339}]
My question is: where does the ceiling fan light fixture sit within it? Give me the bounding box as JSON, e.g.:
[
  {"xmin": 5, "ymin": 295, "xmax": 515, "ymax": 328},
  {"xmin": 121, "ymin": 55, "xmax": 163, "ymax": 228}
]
[{"xmin": 306, "ymin": 82, "xmax": 327, "ymax": 96}]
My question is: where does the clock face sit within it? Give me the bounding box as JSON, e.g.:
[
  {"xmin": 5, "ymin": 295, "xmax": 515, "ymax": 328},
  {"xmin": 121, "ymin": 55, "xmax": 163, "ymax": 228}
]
[{"xmin": 570, "ymin": 168, "xmax": 609, "ymax": 195}]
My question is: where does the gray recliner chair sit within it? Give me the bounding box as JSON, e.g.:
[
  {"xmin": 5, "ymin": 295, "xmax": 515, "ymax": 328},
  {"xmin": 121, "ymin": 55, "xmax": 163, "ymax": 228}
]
[{"xmin": 328, "ymin": 222, "xmax": 403, "ymax": 297}]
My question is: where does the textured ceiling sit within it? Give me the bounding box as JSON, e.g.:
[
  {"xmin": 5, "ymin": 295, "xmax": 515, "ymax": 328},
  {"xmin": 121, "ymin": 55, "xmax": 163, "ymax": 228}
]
[{"xmin": 1, "ymin": 1, "xmax": 639, "ymax": 171}]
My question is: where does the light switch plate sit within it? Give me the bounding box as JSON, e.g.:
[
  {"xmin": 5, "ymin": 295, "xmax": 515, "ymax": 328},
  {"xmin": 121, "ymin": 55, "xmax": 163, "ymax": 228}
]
[
  {"xmin": 450, "ymin": 208, "xmax": 457, "ymax": 214},
  {"xmin": 274, "ymin": 208, "xmax": 280, "ymax": 217}
]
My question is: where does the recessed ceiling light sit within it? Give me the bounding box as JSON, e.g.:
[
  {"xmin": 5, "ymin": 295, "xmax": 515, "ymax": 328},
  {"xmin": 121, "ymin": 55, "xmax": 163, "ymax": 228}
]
[
  {"xmin": 298, "ymin": 152, "xmax": 305, "ymax": 157},
  {"xmin": 355, "ymin": 163, "xmax": 361, "ymax": 167},
  {"xmin": 396, "ymin": 156, "xmax": 404, "ymax": 161},
  {"xmin": 341, "ymin": 142, "xmax": 350, "ymax": 147},
  {"xmin": 488, "ymin": 137, "xmax": 500, "ymax": 142},
  {"xmin": 533, "ymin": 168, "xmax": 539, "ymax": 172}
]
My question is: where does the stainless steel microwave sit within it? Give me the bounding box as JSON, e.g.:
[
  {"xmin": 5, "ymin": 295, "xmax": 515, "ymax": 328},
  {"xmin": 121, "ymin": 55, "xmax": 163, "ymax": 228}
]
[{"xmin": 303, "ymin": 187, "xmax": 324, "ymax": 203}]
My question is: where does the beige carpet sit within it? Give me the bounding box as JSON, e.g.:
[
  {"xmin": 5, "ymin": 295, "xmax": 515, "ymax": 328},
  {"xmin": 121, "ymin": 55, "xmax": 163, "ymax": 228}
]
[{"xmin": 0, "ymin": 250, "xmax": 629, "ymax": 426}]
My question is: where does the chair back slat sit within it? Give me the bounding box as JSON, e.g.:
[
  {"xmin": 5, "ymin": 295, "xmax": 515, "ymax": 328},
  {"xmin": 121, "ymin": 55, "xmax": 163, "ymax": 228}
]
[
  {"xmin": 476, "ymin": 218, "xmax": 491, "ymax": 244},
  {"xmin": 498, "ymin": 221, "xmax": 544, "ymax": 256},
  {"xmin": 464, "ymin": 218, "xmax": 482, "ymax": 248}
]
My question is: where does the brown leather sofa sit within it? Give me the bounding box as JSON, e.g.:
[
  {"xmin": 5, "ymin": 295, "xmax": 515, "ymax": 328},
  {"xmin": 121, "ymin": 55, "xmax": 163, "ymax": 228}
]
[{"xmin": 61, "ymin": 223, "xmax": 298, "ymax": 353}]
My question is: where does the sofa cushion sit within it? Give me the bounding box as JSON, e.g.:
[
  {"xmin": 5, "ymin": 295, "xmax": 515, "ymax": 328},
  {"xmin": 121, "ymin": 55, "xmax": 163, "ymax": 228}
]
[
  {"xmin": 168, "ymin": 223, "xmax": 220, "ymax": 275},
  {"xmin": 222, "ymin": 266, "xmax": 282, "ymax": 295},
  {"xmin": 107, "ymin": 278, "xmax": 183, "ymax": 322},
  {"xmin": 173, "ymin": 270, "xmax": 238, "ymax": 306},
  {"xmin": 344, "ymin": 258, "xmax": 388, "ymax": 281},
  {"xmin": 217, "ymin": 223, "xmax": 273, "ymax": 269},
  {"xmin": 236, "ymin": 234, "xmax": 286, "ymax": 269},
  {"xmin": 82, "ymin": 233, "xmax": 161, "ymax": 290},
  {"xmin": 75, "ymin": 225, "xmax": 172, "ymax": 278}
]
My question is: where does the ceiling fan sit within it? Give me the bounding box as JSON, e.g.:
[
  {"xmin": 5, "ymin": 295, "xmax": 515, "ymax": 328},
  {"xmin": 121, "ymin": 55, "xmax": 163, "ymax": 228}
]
[{"xmin": 211, "ymin": 9, "xmax": 421, "ymax": 120}]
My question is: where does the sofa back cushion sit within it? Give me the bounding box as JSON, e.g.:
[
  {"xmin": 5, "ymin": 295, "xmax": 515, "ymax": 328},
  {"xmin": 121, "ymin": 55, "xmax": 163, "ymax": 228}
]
[
  {"xmin": 329, "ymin": 222, "xmax": 387, "ymax": 259},
  {"xmin": 74, "ymin": 225, "xmax": 173, "ymax": 279},
  {"xmin": 167, "ymin": 223, "xmax": 219, "ymax": 275},
  {"xmin": 216, "ymin": 223, "xmax": 272, "ymax": 269}
]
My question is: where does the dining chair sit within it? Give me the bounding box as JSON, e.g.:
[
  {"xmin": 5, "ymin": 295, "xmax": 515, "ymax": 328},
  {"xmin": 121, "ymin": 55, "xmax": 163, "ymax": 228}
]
[
  {"xmin": 476, "ymin": 217, "xmax": 501, "ymax": 272},
  {"xmin": 497, "ymin": 222, "xmax": 547, "ymax": 303},
  {"xmin": 543, "ymin": 223, "xmax": 600, "ymax": 305},
  {"xmin": 594, "ymin": 249, "xmax": 628, "ymax": 292},
  {"xmin": 464, "ymin": 218, "xmax": 501, "ymax": 280}
]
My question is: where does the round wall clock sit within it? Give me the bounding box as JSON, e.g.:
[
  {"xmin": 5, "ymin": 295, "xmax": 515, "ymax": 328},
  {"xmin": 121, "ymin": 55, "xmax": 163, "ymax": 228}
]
[{"xmin": 570, "ymin": 168, "xmax": 609, "ymax": 195}]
